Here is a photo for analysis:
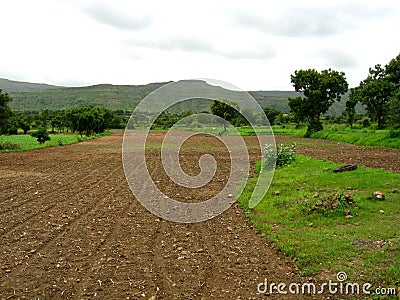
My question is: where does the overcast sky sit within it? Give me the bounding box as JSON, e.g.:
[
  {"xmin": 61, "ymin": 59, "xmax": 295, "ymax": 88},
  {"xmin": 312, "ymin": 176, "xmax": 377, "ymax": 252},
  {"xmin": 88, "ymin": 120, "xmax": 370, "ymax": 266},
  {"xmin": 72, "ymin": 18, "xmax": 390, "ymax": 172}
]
[{"xmin": 1, "ymin": 0, "xmax": 399, "ymax": 90}]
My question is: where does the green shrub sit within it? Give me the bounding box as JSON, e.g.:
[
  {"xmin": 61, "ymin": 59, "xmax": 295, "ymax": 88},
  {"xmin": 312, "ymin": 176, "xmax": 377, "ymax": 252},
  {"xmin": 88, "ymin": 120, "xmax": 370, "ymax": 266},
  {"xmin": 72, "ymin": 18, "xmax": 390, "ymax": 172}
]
[
  {"xmin": 360, "ymin": 117, "xmax": 371, "ymax": 128},
  {"xmin": 31, "ymin": 127, "xmax": 50, "ymax": 144},
  {"xmin": 388, "ymin": 129, "xmax": 400, "ymax": 138},
  {"xmin": 0, "ymin": 142, "xmax": 21, "ymax": 150},
  {"xmin": 263, "ymin": 142, "xmax": 297, "ymax": 169}
]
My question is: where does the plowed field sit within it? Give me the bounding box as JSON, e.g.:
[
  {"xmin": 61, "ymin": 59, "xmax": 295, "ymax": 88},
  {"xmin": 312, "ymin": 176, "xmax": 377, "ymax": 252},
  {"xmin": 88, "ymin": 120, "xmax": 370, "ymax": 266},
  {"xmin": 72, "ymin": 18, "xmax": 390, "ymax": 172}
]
[{"xmin": 1, "ymin": 131, "xmax": 398, "ymax": 299}]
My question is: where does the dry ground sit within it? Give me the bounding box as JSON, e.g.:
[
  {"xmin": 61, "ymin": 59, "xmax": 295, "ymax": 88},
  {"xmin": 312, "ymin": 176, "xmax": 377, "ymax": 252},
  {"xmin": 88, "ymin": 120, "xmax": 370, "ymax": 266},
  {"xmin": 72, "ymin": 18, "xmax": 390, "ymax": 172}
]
[{"xmin": 1, "ymin": 131, "xmax": 399, "ymax": 299}]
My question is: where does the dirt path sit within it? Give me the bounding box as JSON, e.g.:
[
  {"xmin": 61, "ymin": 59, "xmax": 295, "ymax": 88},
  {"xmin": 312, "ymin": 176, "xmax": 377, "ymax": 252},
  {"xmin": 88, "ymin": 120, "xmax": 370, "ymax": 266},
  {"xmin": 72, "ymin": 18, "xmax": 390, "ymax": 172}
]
[{"xmin": 1, "ymin": 131, "xmax": 398, "ymax": 299}]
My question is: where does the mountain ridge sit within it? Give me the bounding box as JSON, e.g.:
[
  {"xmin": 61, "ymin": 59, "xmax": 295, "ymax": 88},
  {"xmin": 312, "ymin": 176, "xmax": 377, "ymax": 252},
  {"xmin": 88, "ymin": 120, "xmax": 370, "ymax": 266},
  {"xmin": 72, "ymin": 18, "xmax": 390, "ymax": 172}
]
[{"xmin": 1, "ymin": 78, "xmax": 355, "ymax": 115}]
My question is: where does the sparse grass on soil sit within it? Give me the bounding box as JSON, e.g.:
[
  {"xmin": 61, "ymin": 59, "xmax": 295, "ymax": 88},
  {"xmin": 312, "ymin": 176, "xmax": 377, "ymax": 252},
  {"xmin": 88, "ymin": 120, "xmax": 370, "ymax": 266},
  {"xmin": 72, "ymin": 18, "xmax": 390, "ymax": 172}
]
[
  {"xmin": 175, "ymin": 124, "xmax": 400, "ymax": 148},
  {"xmin": 273, "ymin": 124, "xmax": 400, "ymax": 148},
  {"xmin": 0, "ymin": 131, "xmax": 111, "ymax": 152},
  {"xmin": 238, "ymin": 154, "xmax": 400, "ymax": 288}
]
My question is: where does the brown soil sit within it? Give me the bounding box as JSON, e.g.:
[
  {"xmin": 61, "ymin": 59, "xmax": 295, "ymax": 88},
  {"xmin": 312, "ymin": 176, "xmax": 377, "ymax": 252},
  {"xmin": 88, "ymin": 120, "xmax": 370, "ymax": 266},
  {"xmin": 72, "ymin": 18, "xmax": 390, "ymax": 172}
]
[{"xmin": 0, "ymin": 131, "xmax": 398, "ymax": 299}]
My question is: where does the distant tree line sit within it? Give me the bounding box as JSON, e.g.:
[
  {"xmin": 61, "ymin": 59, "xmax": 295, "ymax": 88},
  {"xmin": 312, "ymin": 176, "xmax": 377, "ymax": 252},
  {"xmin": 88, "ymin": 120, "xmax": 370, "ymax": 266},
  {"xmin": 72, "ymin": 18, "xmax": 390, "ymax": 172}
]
[
  {"xmin": 282, "ymin": 53, "xmax": 400, "ymax": 135},
  {"xmin": 2, "ymin": 54, "xmax": 399, "ymax": 136},
  {"xmin": 0, "ymin": 90, "xmax": 125, "ymax": 136}
]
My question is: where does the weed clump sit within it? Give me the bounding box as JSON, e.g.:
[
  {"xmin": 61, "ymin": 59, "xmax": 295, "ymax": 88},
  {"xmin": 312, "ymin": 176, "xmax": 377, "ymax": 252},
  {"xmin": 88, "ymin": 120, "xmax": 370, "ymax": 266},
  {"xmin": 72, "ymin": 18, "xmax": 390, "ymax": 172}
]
[
  {"xmin": 263, "ymin": 142, "xmax": 297, "ymax": 170},
  {"xmin": 302, "ymin": 191, "xmax": 358, "ymax": 216}
]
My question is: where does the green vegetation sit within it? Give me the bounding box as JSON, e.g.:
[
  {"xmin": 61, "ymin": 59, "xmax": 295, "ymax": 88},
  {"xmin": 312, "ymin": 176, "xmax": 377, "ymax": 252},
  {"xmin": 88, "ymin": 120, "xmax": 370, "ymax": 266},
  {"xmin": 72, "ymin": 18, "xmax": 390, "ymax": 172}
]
[
  {"xmin": 210, "ymin": 99, "xmax": 248, "ymax": 130},
  {"xmin": 263, "ymin": 142, "xmax": 297, "ymax": 168},
  {"xmin": 347, "ymin": 54, "xmax": 400, "ymax": 129},
  {"xmin": 238, "ymin": 154, "xmax": 400, "ymax": 285},
  {"xmin": 7, "ymin": 82, "xmax": 169, "ymax": 112},
  {"xmin": 0, "ymin": 78, "xmax": 60, "ymax": 92},
  {"xmin": 2, "ymin": 78, "xmax": 356, "ymax": 115},
  {"xmin": 288, "ymin": 69, "xmax": 349, "ymax": 136},
  {"xmin": 0, "ymin": 131, "xmax": 111, "ymax": 152},
  {"xmin": 0, "ymin": 89, "xmax": 14, "ymax": 134},
  {"xmin": 31, "ymin": 126, "xmax": 50, "ymax": 144},
  {"xmin": 273, "ymin": 124, "xmax": 400, "ymax": 148}
]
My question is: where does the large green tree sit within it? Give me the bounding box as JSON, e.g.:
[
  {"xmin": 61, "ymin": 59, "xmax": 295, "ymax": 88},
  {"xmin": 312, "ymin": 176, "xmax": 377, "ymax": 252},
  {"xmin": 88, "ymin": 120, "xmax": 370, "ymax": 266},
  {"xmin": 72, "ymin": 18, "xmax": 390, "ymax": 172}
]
[
  {"xmin": 210, "ymin": 99, "xmax": 244, "ymax": 130},
  {"xmin": 263, "ymin": 107, "xmax": 282, "ymax": 125},
  {"xmin": 385, "ymin": 54, "xmax": 400, "ymax": 126},
  {"xmin": 344, "ymin": 88, "xmax": 359, "ymax": 128},
  {"xmin": 0, "ymin": 89, "xmax": 14, "ymax": 134},
  {"xmin": 355, "ymin": 64, "xmax": 397, "ymax": 129},
  {"xmin": 67, "ymin": 106, "xmax": 115, "ymax": 136},
  {"xmin": 288, "ymin": 69, "xmax": 348, "ymax": 136}
]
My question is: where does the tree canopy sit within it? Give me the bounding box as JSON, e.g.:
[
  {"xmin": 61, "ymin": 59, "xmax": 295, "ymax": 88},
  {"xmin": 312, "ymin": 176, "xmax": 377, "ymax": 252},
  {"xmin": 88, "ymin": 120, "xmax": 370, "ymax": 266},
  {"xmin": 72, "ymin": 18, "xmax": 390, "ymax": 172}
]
[
  {"xmin": 0, "ymin": 89, "xmax": 14, "ymax": 134},
  {"xmin": 288, "ymin": 69, "xmax": 348, "ymax": 135},
  {"xmin": 348, "ymin": 54, "xmax": 399, "ymax": 129},
  {"xmin": 210, "ymin": 99, "xmax": 247, "ymax": 130}
]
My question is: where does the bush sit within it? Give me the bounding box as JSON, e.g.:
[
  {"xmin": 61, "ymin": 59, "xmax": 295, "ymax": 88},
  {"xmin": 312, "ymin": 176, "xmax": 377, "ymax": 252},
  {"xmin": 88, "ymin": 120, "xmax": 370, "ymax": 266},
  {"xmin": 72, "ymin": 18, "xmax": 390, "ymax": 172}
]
[
  {"xmin": 31, "ymin": 127, "xmax": 50, "ymax": 144},
  {"xmin": 388, "ymin": 129, "xmax": 400, "ymax": 138},
  {"xmin": 263, "ymin": 142, "xmax": 297, "ymax": 170},
  {"xmin": 360, "ymin": 117, "xmax": 371, "ymax": 128},
  {"xmin": 0, "ymin": 142, "xmax": 21, "ymax": 150}
]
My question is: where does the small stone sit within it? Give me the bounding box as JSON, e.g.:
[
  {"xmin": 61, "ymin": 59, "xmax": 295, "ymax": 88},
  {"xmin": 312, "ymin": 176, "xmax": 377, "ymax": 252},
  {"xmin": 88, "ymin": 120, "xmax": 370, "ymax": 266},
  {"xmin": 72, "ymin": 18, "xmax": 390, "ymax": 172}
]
[
  {"xmin": 345, "ymin": 215, "xmax": 353, "ymax": 219},
  {"xmin": 227, "ymin": 226, "xmax": 233, "ymax": 232},
  {"xmin": 373, "ymin": 191, "xmax": 385, "ymax": 200},
  {"xmin": 228, "ymin": 194, "xmax": 233, "ymax": 198},
  {"xmin": 344, "ymin": 209, "xmax": 351, "ymax": 216},
  {"xmin": 48, "ymin": 214, "xmax": 54, "ymax": 218},
  {"xmin": 344, "ymin": 193, "xmax": 353, "ymax": 200},
  {"xmin": 197, "ymin": 248, "xmax": 205, "ymax": 253},
  {"xmin": 5, "ymin": 269, "xmax": 11, "ymax": 273},
  {"xmin": 176, "ymin": 247, "xmax": 183, "ymax": 251},
  {"xmin": 379, "ymin": 210, "xmax": 385, "ymax": 214},
  {"xmin": 308, "ymin": 223, "xmax": 313, "ymax": 227},
  {"xmin": 391, "ymin": 188, "xmax": 398, "ymax": 194},
  {"xmin": 274, "ymin": 191, "xmax": 281, "ymax": 195}
]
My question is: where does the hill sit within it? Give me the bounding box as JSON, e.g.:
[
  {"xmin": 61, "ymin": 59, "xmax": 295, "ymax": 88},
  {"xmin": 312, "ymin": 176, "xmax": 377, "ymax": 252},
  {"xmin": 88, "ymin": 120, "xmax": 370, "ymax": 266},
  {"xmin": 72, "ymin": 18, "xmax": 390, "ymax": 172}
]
[
  {"xmin": 2, "ymin": 78, "xmax": 361, "ymax": 115},
  {"xmin": 7, "ymin": 82, "xmax": 170, "ymax": 112},
  {"xmin": 0, "ymin": 78, "xmax": 60, "ymax": 92}
]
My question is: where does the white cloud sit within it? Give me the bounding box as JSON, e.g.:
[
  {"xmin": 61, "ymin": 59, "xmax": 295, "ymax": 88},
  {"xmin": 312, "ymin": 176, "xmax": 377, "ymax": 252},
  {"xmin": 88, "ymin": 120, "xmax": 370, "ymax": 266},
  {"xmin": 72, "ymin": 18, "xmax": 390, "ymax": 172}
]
[{"xmin": 0, "ymin": 0, "xmax": 399, "ymax": 90}]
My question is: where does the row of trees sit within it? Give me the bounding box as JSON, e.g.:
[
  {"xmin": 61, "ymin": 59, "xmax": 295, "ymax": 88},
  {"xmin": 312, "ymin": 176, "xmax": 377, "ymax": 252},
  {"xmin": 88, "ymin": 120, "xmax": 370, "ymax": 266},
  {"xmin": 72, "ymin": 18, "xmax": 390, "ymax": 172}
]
[
  {"xmin": 0, "ymin": 89, "xmax": 124, "ymax": 136},
  {"xmin": 287, "ymin": 53, "xmax": 400, "ymax": 135},
  {"xmin": 2, "ymin": 54, "xmax": 399, "ymax": 136}
]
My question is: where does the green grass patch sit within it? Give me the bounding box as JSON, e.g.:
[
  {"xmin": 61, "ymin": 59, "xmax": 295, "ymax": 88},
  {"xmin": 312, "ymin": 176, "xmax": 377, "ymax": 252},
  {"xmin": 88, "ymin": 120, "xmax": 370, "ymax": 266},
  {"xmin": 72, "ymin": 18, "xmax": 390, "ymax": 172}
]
[
  {"xmin": 272, "ymin": 124, "xmax": 400, "ymax": 148},
  {"xmin": 311, "ymin": 125, "xmax": 400, "ymax": 148},
  {"xmin": 272, "ymin": 124, "xmax": 308, "ymax": 137},
  {"xmin": 238, "ymin": 154, "xmax": 400, "ymax": 287},
  {"xmin": 0, "ymin": 131, "xmax": 111, "ymax": 152}
]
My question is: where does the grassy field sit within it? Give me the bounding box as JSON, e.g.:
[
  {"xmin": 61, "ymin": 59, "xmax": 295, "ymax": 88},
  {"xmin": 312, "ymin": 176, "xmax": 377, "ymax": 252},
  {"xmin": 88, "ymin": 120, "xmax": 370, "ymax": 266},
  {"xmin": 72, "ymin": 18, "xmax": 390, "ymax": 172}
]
[
  {"xmin": 238, "ymin": 154, "xmax": 400, "ymax": 288},
  {"xmin": 273, "ymin": 124, "xmax": 400, "ymax": 148},
  {"xmin": 0, "ymin": 131, "xmax": 111, "ymax": 152}
]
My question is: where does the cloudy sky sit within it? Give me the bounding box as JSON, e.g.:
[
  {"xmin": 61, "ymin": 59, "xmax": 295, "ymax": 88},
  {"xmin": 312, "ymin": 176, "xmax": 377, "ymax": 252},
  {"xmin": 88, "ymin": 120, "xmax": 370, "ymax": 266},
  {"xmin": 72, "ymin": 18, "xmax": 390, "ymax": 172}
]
[{"xmin": 1, "ymin": 0, "xmax": 399, "ymax": 90}]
